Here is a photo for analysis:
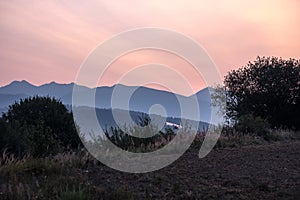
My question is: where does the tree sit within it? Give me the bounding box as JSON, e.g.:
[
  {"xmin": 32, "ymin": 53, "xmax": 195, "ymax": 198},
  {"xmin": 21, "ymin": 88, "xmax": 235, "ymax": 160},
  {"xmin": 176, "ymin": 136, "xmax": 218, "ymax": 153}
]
[
  {"xmin": 0, "ymin": 117, "xmax": 7, "ymax": 150},
  {"xmin": 223, "ymin": 56, "xmax": 300, "ymax": 130},
  {"xmin": 1, "ymin": 96, "xmax": 81, "ymax": 156}
]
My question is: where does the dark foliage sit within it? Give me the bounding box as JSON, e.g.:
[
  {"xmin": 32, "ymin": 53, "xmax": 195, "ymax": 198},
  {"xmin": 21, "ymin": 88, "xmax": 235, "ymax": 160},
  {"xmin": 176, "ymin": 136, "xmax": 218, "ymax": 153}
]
[
  {"xmin": 235, "ymin": 114, "xmax": 270, "ymax": 136},
  {"xmin": 103, "ymin": 116, "xmax": 176, "ymax": 152},
  {"xmin": 224, "ymin": 56, "xmax": 300, "ymax": 130},
  {"xmin": 0, "ymin": 96, "xmax": 82, "ymax": 156}
]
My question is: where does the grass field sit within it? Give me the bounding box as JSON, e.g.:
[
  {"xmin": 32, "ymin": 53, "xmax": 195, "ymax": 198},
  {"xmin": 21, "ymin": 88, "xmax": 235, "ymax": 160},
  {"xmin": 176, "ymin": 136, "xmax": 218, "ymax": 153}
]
[{"xmin": 0, "ymin": 131, "xmax": 299, "ymax": 199}]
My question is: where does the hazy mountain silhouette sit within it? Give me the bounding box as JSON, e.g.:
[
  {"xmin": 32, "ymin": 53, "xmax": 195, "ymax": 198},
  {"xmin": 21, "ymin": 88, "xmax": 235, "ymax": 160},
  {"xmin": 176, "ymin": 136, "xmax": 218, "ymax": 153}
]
[
  {"xmin": 0, "ymin": 80, "xmax": 219, "ymax": 124},
  {"xmin": 0, "ymin": 80, "xmax": 37, "ymax": 95},
  {"xmin": 73, "ymin": 106, "xmax": 209, "ymax": 136},
  {"xmin": 0, "ymin": 80, "xmax": 74, "ymax": 97}
]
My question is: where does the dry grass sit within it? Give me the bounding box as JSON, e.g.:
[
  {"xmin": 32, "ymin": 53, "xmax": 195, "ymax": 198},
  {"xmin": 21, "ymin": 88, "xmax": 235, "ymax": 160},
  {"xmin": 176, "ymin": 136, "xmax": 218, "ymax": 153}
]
[
  {"xmin": 0, "ymin": 149, "xmax": 97, "ymax": 200},
  {"xmin": 0, "ymin": 129, "xmax": 298, "ymax": 199}
]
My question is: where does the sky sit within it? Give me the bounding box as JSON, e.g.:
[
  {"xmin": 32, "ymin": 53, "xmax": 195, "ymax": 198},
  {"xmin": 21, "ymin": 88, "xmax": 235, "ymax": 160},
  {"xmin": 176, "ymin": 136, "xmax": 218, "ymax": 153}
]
[{"xmin": 0, "ymin": 0, "xmax": 299, "ymax": 95}]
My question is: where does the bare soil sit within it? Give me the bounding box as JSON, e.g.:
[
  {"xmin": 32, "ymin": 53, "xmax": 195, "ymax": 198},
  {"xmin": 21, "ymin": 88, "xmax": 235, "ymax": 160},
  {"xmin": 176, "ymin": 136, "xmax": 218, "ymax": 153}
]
[{"xmin": 87, "ymin": 141, "xmax": 300, "ymax": 199}]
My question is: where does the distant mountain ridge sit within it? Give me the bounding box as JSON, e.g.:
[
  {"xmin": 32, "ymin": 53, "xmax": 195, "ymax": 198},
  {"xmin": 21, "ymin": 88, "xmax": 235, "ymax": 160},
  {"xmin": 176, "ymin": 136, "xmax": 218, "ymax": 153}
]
[
  {"xmin": 0, "ymin": 80, "xmax": 75, "ymax": 96},
  {"xmin": 75, "ymin": 107, "xmax": 210, "ymax": 136},
  {"xmin": 0, "ymin": 80, "xmax": 219, "ymax": 124}
]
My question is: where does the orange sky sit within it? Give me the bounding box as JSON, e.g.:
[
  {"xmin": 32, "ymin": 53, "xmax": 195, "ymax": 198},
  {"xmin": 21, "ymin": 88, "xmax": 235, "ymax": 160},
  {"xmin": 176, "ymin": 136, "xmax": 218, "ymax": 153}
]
[{"xmin": 0, "ymin": 0, "xmax": 299, "ymax": 94}]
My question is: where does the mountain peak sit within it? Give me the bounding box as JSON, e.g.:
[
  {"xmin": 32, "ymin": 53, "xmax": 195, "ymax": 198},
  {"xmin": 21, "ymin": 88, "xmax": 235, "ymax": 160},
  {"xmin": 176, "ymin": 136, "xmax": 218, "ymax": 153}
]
[
  {"xmin": 4, "ymin": 80, "xmax": 35, "ymax": 88},
  {"xmin": 0, "ymin": 80, "xmax": 36, "ymax": 95},
  {"xmin": 41, "ymin": 81, "xmax": 59, "ymax": 86},
  {"xmin": 10, "ymin": 80, "xmax": 32, "ymax": 85},
  {"xmin": 49, "ymin": 81, "xmax": 57, "ymax": 85}
]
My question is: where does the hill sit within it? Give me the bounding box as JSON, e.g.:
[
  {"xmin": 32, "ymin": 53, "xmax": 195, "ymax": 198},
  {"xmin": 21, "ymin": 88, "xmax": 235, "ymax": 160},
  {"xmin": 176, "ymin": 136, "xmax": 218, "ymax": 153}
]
[{"xmin": 0, "ymin": 80, "xmax": 221, "ymax": 124}]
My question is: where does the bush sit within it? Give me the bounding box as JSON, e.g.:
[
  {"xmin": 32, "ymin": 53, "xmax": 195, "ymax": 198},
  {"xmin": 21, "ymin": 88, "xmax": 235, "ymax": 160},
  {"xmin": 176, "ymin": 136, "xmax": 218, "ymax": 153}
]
[
  {"xmin": 103, "ymin": 118, "xmax": 176, "ymax": 153},
  {"xmin": 235, "ymin": 114, "xmax": 270, "ymax": 136},
  {"xmin": 0, "ymin": 96, "xmax": 81, "ymax": 157}
]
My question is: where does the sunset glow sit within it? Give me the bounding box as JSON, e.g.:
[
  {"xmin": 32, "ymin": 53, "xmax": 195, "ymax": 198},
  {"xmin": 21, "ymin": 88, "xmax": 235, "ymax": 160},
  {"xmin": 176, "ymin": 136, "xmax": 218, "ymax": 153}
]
[{"xmin": 1, "ymin": 0, "xmax": 299, "ymax": 93}]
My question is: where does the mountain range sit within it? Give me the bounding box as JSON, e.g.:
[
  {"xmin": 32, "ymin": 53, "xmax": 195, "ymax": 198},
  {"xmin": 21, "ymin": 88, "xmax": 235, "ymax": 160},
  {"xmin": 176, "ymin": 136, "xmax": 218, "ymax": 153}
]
[{"xmin": 0, "ymin": 80, "xmax": 221, "ymax": 126}]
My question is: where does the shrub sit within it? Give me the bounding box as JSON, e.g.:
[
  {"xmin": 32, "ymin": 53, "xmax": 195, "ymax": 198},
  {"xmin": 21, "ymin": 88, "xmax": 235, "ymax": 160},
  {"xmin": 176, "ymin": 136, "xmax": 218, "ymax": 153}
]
[
  {"xmin": 1, "ymin": 96, "xmax": 81, "ymax": 157},
  {"xmin": 94, "ymin": 115, "xmax": 176, "ymax": 152},
  {"xmin": 235, "ymin": 114, "xmax": 270, "ymax": 136}
]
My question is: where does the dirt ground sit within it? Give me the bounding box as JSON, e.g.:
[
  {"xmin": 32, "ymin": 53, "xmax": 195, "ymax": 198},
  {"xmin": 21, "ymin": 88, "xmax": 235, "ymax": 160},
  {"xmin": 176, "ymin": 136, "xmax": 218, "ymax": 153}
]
[{"xmin": 87, "ymin": 141, "xmax": 300, "ymax": 199}]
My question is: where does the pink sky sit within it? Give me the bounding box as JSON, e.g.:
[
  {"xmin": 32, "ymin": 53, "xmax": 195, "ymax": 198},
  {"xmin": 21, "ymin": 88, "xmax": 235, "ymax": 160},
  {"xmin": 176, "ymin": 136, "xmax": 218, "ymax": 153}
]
[{"xmin": 1, "ymin": 0, "xmax": 299, "ymax": 94}]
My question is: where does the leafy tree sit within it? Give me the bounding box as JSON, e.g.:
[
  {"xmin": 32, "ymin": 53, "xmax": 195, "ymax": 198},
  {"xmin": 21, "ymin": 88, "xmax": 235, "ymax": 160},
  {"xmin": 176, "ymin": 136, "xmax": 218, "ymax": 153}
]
[
  {"xmin": 223, "ymin": 56, "xmax": 300, "ymax": 130},
  {"xmin": 1, "ymin": 96, "xmax": 81, "ymax": 156}
]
